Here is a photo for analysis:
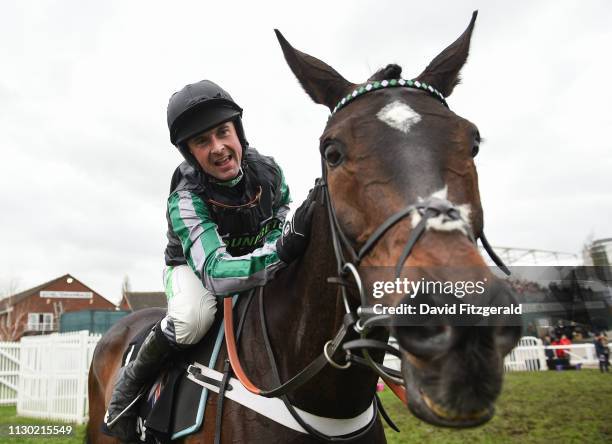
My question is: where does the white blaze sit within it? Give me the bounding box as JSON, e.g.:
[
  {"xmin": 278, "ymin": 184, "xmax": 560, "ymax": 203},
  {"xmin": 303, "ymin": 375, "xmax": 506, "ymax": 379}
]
[{"xmin": 377, "ymin": 100, "xmax": 421, "ymax": 133}]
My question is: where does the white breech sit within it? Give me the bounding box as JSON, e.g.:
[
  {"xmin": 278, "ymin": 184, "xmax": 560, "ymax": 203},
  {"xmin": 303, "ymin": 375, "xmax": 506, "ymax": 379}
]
[{"xmin": 160, "ymin": 265, "xmax": 217, "ymax": 347}]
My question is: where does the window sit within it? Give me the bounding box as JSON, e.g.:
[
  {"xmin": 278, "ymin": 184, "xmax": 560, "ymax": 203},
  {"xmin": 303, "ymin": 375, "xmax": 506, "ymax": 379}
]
[{"xmin": 27, "ymin": 313, "xmax": 54, "ymax": 332}]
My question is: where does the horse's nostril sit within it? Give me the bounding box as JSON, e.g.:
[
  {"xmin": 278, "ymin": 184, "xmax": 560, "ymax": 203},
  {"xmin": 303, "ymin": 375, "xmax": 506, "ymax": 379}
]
[
  {"xmin": 448, "ymin": 209, "xmax": 460, "ymax": 219},
  {"xmin": 393, "ymin": 325, "xmax": 452, "ymax": 360}
]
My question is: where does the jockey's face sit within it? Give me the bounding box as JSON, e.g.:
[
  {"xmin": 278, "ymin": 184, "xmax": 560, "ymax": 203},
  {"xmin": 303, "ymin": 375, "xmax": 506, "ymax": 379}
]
[{"xmin": 187, "ymin": 120, "xmax": 243, "ymax": 181}]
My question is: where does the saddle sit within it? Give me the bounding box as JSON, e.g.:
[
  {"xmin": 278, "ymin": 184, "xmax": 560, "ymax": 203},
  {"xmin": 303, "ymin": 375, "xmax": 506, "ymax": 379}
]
[{"xmin": 117, "ymin": 294, "xmax": 247, "ymax": 444}]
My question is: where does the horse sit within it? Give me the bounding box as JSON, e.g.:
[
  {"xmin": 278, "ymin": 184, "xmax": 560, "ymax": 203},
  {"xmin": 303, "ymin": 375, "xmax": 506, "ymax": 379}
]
[{"xmin": 87, "ymin": 11, "xmax": 521, "ymax": 443}]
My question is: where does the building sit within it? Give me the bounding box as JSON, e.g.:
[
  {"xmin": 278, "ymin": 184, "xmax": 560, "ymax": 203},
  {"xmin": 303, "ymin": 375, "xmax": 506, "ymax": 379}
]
[
  {"xmin": 121, "ymin": 291, "xmax": 167, "ymax": 311},
  {"xmin": 55, "ymin": 291, "xmax": 167, "ymax": 335},
  {"xmin": 60, "ymin": 310, "xmax": 131, "ymax": 334},
  {"xmin": 0, "ymin": 274, "xmax": 127, "ymax": 341},
  {"xmin": 583, "ymin": 238, "xmax": 612, "ymax": 267}
]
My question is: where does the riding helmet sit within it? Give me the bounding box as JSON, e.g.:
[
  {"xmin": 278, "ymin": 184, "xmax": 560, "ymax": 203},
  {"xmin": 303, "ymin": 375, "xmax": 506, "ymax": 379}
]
[{"xmin": 167, "ymin": 79, "xmax": 248, "ymax": 150}]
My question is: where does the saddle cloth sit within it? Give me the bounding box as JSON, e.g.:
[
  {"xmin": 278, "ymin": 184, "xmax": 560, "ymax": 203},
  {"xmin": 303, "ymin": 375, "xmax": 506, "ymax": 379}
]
[{"xmin": 120, "ymin": 295, "xmax": 242, "ymax": 443}]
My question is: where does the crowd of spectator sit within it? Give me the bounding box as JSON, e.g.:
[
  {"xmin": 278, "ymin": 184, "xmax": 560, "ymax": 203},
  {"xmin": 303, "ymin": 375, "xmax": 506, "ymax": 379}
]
[
  {"xmin": 509, "ymin": 279, "xmax": 546, "ymax": 295},
  {"xmin": 542, "ymin": 333, "xmax": 573, "ymax": 369},
  {"xmin": 540, "ymin": 323, "xmax": 610, "ymax": 372}
]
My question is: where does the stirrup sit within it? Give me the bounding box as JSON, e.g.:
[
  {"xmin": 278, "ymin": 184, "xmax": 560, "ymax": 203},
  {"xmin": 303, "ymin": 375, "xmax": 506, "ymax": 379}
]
[{"xmin": 105, "ymin": 390, "xmax": 145, "ymax": 428}]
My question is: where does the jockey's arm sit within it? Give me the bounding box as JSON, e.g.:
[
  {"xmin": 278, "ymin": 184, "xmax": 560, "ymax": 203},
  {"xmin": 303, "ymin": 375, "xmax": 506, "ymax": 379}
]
[
  {"xmin": 167, "ymin": 184, "xmax": 291, "ymax": 296},
  {"xmin": 263, "ymin": 169, "xmax": 291, "ymax": 243}
]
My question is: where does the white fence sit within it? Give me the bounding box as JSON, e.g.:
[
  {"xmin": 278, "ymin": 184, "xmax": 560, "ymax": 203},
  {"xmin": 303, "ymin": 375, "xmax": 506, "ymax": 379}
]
[
  {"xmin": 503, "ymin": 336, "xmax": 611, "ymax": 371},
  {"xmin": 385, "ymin": 336, "xmax": 611, "ymax": 373},
  {"xmin": 503, "ymin": 336, "xmax": 547, "ymax": 371},
  {"xmin": 16, "ymin": 331, "xmax": 100, "ymax": 424},
  {"xmin": 0, "ymin": 341, "xmax": 20, "ymax": 405}
]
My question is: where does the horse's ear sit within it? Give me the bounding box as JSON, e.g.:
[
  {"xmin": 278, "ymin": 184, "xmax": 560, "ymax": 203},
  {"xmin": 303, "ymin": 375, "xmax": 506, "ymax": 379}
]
[
  {"xmin": 275, "ymin": 30, "xmax": 355, "ymax": 111},
  {"xmin": 415, "ymin": 11, "xmax": 478, "ymax": 98}
]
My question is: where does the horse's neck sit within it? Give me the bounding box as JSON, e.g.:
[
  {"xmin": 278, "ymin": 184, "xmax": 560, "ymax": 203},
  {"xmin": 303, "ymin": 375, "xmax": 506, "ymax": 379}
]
[{"xmin": 261, "ymin": 205, "xmax": 380, "ymax": 416}]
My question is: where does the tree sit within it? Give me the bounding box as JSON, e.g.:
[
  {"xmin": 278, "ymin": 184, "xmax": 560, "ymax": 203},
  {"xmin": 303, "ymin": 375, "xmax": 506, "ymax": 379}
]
[
  {"xmin": 0, "ymin": 279, "xmax": 32, "ymax": 341},
  {"xmin": 121, "ymin": 275, "xmax": 131, "ymax": 298},
  {"xmin": 0, "ymin": 277, "xmax": 21, "ymax": 300},
  {"xmin": 0, "ymin": 301, "xmax": 32, "ymax": 341}
]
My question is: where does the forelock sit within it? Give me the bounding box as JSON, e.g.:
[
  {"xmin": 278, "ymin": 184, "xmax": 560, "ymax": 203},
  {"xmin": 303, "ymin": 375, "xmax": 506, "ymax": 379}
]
[{"xmin": 368, "ymin": 64, "xmax": 403, "ymax": 82}]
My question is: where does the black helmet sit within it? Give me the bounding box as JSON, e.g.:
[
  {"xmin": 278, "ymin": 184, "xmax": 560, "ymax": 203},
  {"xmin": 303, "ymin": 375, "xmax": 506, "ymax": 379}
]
[{"xmin": 167, "ymin": 80, "xmax": 248, "ymax": 148}]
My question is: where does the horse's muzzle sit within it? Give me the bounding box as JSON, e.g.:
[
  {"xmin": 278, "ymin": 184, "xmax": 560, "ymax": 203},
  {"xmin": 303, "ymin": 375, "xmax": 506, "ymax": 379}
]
[{"xmin": 391, "ymin": 276, "xmax": 522, "ymax": 428}]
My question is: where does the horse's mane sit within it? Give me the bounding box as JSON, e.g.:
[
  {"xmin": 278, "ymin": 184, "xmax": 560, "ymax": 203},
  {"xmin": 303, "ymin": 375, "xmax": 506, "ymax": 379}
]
[{"xmin": 368, "ymin": 64, "xmax": 402, "ymax": 81}]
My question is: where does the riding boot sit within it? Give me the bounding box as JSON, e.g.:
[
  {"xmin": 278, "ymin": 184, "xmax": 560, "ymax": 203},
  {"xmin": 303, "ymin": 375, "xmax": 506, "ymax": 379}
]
[{"xmin": 105, "ymin": 322, "xmax": 175, "ymax": 442}]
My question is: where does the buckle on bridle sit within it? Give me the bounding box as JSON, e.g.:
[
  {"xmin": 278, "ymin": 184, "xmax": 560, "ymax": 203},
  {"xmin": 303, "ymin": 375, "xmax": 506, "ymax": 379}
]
[{"xmin": 324, "ymin": 340, "xmax": 352, "ymax": 370}]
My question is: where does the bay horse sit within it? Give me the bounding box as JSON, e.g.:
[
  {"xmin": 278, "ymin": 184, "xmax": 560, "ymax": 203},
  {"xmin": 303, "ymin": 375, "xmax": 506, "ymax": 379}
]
[{"xmin": 88, "ymin": 11, "xmax": 521, "ymax": 443}]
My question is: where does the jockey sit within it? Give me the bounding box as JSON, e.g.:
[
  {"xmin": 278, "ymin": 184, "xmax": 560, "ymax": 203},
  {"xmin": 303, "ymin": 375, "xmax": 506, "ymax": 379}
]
[{"xmin": 105, "ymin": 79, "xmax": 315, "ymax": 441}]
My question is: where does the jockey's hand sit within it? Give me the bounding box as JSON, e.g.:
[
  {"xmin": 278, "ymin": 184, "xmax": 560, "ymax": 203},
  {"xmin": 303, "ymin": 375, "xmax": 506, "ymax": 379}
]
[{"xmin": 276, "ymin": 189, "xmax": 317, "ymax": 264}]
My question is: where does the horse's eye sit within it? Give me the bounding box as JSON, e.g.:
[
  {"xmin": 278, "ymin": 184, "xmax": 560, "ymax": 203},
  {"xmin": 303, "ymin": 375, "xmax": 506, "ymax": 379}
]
[
  {"xmin": 323, "ymin": 143, "xmax": 345, "ymax": 167},
  {"xmin": 472, "ymin": 131, "xmax": 482, "ymax": 157},
  {"xmin": 472, "ymin": 139, "xmax": 480, "ymax": 157}
]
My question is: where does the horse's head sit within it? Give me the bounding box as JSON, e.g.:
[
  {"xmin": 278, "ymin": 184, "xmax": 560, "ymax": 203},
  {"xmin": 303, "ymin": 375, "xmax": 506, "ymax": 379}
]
[{"xmin": 276, "ymin": 11, "xmax": 521, "ymax": 428}]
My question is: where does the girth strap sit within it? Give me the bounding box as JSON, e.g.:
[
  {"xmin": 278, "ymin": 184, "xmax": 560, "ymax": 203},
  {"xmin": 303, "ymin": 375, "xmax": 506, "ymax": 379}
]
[
  {"xmin": 186, "ymin": 364, "xmax": 377, "ymax": 437},
  {"xmin": 213, "ymin": 360, "xmax": 231, "ymax": 444}
]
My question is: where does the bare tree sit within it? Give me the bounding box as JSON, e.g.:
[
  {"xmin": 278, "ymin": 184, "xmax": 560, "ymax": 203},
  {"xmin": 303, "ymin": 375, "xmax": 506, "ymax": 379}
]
[
  {"xmin": 0, "ymin": 277, "xmax": 21, "ymax": 300},
  {"xmin": 0, "ymin": 298, "xmax": 33, "ymax": 342},
  {"xmin": 121, "ymin": 275, "xmax": 131, "ymax": 298}
]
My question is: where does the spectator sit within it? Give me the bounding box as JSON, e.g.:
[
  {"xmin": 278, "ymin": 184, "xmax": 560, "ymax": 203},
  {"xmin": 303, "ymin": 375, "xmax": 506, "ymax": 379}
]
[
  {"xmin": 552, "ymin": 336, "xmax": 563, "ymax": 359},
  {"xmin": 542, "ymin": 335, "xmax": 556, "ymax": 370},
  {"xmin": 558, "ymin": 334, "xmax": 572, "ymax": 360},
  {"xmin": 554, "ymin": 320, "xmax": 565, "ymax": 340},
  {"xmin": 594, "ymin": 333, "xmax": 610, "ymax": 373}
]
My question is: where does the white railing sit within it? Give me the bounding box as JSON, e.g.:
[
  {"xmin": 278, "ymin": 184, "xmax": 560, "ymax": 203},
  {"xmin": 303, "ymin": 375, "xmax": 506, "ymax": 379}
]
[
  {"xmin": 384, "ymin": 336, "xmax": 611, "ymax": 373},
  {"xmin": 17, "ymin": 331, "xmax": 101, "ymax": 424},
  {"xmin": 0, "ymin": 341, "xmax": 20, "ymax": 405},
  {"xmin": 503, "ymin": 336, "xmax": 548, "ymax": 371},
  {"xmin": 503, "ymin": 336, "xmax": 611, "ymax": 371}
]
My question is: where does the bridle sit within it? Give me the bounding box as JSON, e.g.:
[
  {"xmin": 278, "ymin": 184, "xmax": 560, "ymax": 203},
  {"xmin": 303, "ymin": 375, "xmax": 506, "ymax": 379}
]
[
  {"xmin": 219, "ymin": 78, "xmax": 510, "ymax": 441},
  {"xmin": 320, "ymin": 77, "xmax": 510, "ymax": 379},
  {"xmin": 324, "ymin": 78, "xmax": 509, "ymax": 279}
]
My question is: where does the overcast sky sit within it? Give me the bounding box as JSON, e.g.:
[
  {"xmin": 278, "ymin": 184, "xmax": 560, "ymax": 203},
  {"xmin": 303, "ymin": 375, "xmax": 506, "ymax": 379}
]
[{"xmin": 1, "ymin": 0, "xmax": 610, "ymax": 304}]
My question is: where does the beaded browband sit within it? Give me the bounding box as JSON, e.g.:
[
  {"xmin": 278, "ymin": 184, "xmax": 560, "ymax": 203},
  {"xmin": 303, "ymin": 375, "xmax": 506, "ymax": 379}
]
[{"xmin": 331, "ymin": 78, "xmax": 448, "ymax": 116}]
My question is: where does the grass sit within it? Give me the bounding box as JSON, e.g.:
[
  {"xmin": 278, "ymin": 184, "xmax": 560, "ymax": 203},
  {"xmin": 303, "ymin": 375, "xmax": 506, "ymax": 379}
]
[
  {"xmin": 0, "ymin": 370, "xmax": 609, "ymax": 443},
  {"xmin": 0, "ymin": 407, "xmax": 86, "ymax": 443},
  {"xmin": 380, "ymin": 369, "xmax": 612, "ymax": 443}
]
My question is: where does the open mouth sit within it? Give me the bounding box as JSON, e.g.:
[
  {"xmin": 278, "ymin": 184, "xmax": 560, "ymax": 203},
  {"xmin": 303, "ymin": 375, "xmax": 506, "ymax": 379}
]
[
  {"xmin": 420, "ymin": 389, "xmax": 491, "ymax": 423},
  {"xmin": 401, "ymin": 359, "xmax": 494, "ymax": 428},
  {"xmin": 213, "ymin": 155, "xmax": 232, "ymax": 167}
]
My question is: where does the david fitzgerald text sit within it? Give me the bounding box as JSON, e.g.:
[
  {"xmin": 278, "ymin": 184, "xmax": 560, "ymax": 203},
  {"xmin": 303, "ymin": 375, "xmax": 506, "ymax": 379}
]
[{"xmin": 373, "ymin": 303, "xmax": 522, "ymax": 317}]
